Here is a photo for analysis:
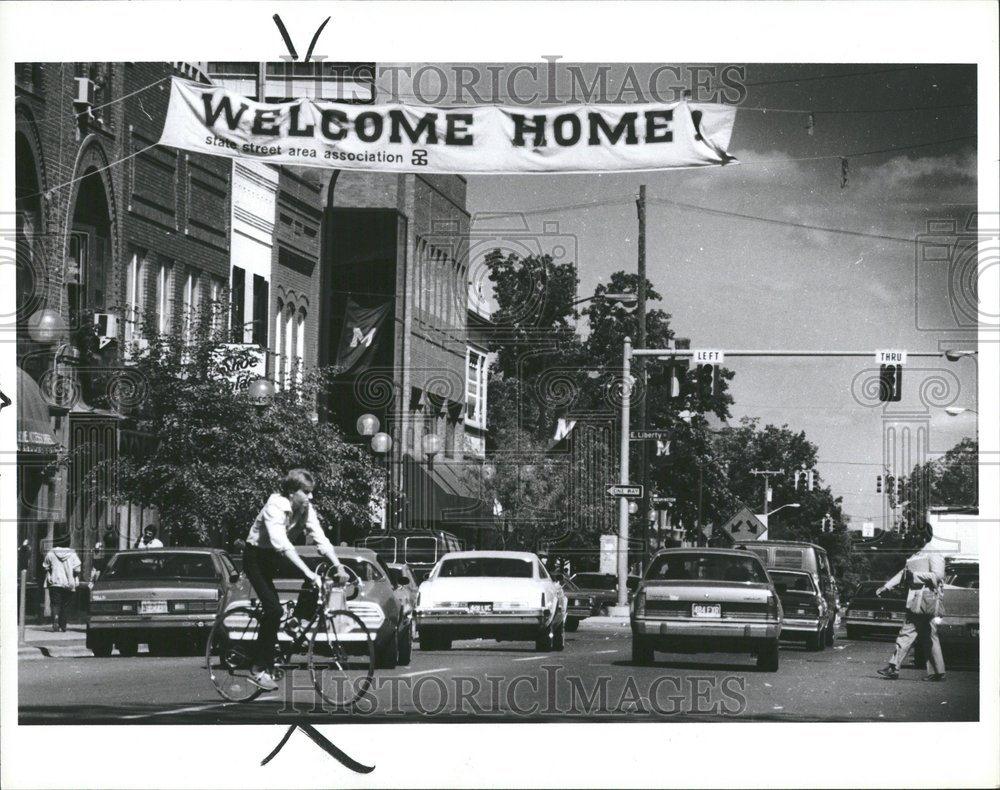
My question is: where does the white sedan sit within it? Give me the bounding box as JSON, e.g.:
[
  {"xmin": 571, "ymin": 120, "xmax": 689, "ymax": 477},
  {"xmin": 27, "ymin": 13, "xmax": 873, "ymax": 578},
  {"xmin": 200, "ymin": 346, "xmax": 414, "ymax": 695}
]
[{"xmin": 416, "ymin": 551, "xmax": 567, "ymax": 652}]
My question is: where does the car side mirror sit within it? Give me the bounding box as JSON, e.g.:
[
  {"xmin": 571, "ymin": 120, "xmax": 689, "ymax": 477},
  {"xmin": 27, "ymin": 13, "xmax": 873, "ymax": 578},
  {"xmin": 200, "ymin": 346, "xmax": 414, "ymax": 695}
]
[{"xmin": 229, "ymin": 572, "xmax": 241, "ymax": 584}]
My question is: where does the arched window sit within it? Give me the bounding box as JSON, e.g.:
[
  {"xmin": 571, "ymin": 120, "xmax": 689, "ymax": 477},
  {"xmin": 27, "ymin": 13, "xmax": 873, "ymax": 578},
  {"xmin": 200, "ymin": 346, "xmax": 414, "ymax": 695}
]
[
  {"xmin": 295, "ymin": 307, "xmax": 306, "ymax": 386},
  {"xmin": 274, "ymin": 298, "xmax": 284, "ymax": 385},
  {"xmin": 283, "ymin": 304, "xmax": 294, "ymax": 386}
]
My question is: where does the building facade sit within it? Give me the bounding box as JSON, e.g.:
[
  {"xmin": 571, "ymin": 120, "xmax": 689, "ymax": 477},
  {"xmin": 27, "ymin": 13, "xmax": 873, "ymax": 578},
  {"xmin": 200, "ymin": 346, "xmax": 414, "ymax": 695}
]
[{"xmin": 14, "ymin": 62, "xmax": 231, "ymax": 608}]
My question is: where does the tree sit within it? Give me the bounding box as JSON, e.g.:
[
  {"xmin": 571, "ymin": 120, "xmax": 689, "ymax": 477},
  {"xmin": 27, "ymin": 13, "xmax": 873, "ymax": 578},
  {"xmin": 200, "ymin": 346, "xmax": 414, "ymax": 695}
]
[{"xmin": 105, "ymin": 309, "xmax": 381, "ymax": 548}]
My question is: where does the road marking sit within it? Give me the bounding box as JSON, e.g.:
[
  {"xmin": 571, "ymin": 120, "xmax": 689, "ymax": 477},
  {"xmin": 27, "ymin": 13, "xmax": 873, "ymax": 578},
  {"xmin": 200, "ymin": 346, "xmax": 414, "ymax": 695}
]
[
  {"xmin": 592, "ymin": 649, "xmax": 619, "ymax": 654},
  {"xmin": 121, "ymin": 701, "xmax": 234, "ymax": 720},
  {"xmin": 512, "ymin": 655, "xmax": 552, "ymax": 662},
  {"xmin": 395, "ymin": 667, "xmax": 448, "ymax": 678}
]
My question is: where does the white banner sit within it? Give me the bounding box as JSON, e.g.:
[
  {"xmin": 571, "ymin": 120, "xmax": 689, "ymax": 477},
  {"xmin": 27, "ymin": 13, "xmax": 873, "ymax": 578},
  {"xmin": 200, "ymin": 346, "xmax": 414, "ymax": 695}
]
[{"xmin": 158, "ymin": 77, "xmax": 738, "ymax": 174}]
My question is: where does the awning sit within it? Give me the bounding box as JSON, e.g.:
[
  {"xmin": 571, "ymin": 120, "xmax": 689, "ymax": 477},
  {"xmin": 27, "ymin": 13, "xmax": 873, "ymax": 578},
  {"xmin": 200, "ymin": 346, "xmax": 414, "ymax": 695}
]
[
  {"xmin": 17, "ymin": 368, "xmax": 59, "ymax": 454},
  {"xmin": 401, "ymin": 454, "xmax": 494, "ymax": 528}
]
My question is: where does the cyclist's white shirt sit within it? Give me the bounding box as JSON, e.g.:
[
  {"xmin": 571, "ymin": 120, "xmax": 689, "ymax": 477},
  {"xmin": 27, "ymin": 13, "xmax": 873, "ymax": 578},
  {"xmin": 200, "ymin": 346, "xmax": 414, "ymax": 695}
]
[{"xmin": 246, "ymin": 493, "xmax": 336, "ymax": 556}]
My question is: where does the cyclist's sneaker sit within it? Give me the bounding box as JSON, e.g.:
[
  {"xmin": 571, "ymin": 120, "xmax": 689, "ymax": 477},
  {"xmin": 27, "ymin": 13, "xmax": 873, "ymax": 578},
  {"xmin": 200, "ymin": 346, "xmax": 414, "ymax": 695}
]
[
  {"xmin": 283, "ymin": 619, "xmax": 308, "ymax": 640},
  {"xmin": 249, "ymin": 669, "xmax": 279, "ymax": 691}
]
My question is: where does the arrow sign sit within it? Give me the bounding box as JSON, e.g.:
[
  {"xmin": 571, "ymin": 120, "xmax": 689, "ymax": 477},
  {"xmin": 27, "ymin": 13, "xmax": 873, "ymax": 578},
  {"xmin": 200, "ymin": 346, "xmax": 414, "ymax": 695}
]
[
  {"xmin": 630, "ymin": 430, "xmax": 671, "ymax": 441},
  {"xmin": 607, "ymin": 484, "xmax": 644, "ymax": 498}
]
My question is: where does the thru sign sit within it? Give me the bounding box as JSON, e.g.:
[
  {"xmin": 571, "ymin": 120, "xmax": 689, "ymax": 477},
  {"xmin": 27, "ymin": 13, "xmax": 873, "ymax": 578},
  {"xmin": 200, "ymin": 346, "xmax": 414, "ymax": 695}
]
[{"xmin": 876, "ymin": 350, "xmax": 907, "ymax": 365}]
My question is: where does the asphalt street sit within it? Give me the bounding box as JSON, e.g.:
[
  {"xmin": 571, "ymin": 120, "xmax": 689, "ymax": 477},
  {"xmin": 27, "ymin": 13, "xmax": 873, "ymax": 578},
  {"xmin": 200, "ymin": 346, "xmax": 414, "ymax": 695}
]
[{"xmin": 19, "ymin": 624, "xmax": 978, "ymax": 724}]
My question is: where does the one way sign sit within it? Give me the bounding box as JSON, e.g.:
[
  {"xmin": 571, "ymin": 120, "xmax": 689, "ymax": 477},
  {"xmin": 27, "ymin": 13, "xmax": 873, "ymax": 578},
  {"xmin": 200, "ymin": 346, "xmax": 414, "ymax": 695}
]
[{"xmin": 607, "ymin": 484, "xmax": 644, "ymax": 498}]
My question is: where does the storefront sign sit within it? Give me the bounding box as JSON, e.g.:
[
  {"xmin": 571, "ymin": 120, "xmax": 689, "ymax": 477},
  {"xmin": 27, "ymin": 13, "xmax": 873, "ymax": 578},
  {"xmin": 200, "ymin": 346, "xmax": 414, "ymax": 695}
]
[
  {"xmin": 159, "ymin": 77, "xmax": 738, "ymax": 174},
  {"xmin": 210, "ymin": 344, "xmax": 267, "ymax": 392}
]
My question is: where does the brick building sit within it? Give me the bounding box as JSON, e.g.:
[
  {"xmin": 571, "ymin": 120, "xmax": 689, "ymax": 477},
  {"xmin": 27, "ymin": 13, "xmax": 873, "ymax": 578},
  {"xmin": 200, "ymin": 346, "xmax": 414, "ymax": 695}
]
[{"xmin": 14, "ymin": 61, "xmax": 231, "ymax": 607}]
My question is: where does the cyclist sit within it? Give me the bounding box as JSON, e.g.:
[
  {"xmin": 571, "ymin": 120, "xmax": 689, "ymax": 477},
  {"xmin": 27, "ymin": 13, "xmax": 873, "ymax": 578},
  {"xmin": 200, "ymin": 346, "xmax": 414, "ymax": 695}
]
[{"xmin": 243, "ymin": 468, "xmax": 346, "ymax": 691}]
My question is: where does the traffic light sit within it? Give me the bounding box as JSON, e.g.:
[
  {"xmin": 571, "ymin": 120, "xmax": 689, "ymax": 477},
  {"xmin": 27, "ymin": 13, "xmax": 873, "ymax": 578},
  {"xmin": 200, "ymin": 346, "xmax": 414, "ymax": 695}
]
[
  {"xmin": 878, "ymin": 364, "xmax": 902, "ymax": 402},
  {"xmin": 795, "ymin": 468, "xmax": 816, "ymax": 491},
  {"xmin": 695, "ymin": 364, "xmax": 722, "ymax": 398},
  {"xmin": 663, "ymin": 338, "xmax": 690, "ymax": 400},
  {"xmin": 876, "ymin": 474, "xmax": 883, "ymax": 493},
  {"xmin": 886, "ymin": 475, "xmax": 897, "ymax": 508}
]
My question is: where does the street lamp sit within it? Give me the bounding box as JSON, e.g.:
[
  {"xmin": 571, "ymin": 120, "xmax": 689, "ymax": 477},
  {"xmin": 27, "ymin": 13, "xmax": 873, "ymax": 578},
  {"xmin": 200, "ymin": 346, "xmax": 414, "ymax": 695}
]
[
  {"xmin": 945, "ymin": 406, "xmax": 978, "ymax": 416},
  {"xmin": 371, "ymin": 431, "xmax": 392, "ymax": 454},
  {"xmin": 27, "ymin": 308, "xmax": 68, "ymax": 344},
  {"xmin": 768, "ymin": 503, "xmax": 801, "ymax": 517},
  {"xmin": 247, "ymin": 378, "xmax": 276, "ymax": 406},
  {"xmin": 944, "ymin": 349, "xmax": 977, "ymax": 361},
  {"xmin": 571, "ymin": 292, "xmax": 638, "ymax": 308},
  {"xmin": 356, "ymin": 413, "xmax": 379, "ymax": 436},
  {"xmin": 422, "ymin": 432, "xmax": 441, "ymax": 463}
]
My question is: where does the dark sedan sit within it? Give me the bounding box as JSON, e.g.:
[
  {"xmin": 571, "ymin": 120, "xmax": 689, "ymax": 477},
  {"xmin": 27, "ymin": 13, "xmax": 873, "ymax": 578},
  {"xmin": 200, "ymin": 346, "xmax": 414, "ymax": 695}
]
[
  {"xmin": 844, "ymin": 580, "xmax": 906, "ymax": 640},
  {"xmin": 565, "ymin": 572, "xmax": 639, "ymax": 631},
  {"xmin": 87, "ymin": 548, "xmax": 241, "ymax": 657}
]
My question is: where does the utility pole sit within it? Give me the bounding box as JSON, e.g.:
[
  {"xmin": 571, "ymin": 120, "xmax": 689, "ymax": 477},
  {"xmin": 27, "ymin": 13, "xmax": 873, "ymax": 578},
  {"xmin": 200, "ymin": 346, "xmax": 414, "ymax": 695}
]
[
  {"xmin": 750, "ymin": 469, "xmax": 783, "ymax": 529},
  {"xmin": 636, "ymin": 185, "xmax": 648, "ymax": 570}
]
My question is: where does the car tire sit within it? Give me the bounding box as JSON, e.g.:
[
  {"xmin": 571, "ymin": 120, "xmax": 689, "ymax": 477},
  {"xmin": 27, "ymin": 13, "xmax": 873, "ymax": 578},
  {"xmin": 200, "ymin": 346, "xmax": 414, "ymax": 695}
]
[
  {"xmin": 535, "ymin": 626, "xmax": 555, "ymax": 652},
  {"xmin": 552, "ymin": 623, "xmax": 565, "ymax": 652},
  {"xmin": 806, "ymin": 630, "xmax": 823, "ymax": 652},
  {"xmin": 632, "ymin": 635, "xmax": 655, "ymax": 666},
  {"xmin": 565, "ymin": 618, "xmax": 580, "ymax": 633},
  {"xmin": 398, "ymin": 625, "xmax": 413, "ymax": 666},
  {"xmin": 756, "ymin": 641, "xmax": 780, "ymax": 672},
  {"xmin": 90, "ymin": 633, "xmax": 113, "ymax": 658},
  {"xmin": 377, "ymin": 630, "xmax": 399, "ymax": 669},
  {"xmin": 116, "ymin": 638, "xmax": 139, "ymax": 658}
]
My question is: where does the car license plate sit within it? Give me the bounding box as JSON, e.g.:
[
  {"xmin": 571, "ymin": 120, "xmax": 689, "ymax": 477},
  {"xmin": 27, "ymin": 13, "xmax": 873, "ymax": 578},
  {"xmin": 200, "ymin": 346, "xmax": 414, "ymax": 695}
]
[
  {"xmin": 469, "ymin": 602, "xmax": 493, "ymax": 613},
  {"xmin": 140, "ymin": 600, "xmax": 168, "ymax": 615},
  {"xmin": 692, "ymin": 604, "xmax": 721, "ymax": 618}
]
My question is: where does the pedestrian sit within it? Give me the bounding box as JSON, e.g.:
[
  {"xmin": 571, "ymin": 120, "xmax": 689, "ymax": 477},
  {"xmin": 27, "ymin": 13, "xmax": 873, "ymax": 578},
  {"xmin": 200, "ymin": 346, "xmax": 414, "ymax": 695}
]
[
  {"xmin": 242, "ymin": 468, "xmax": 348, "ymax": 691},
  {"xmin": 135, "ymin": 525, "xmax": 164, "ymax": 549},
  {"xmin": 876, "ymin": 529, "xmax": 946, "ymax": 681},
  {"xmin": 43, "ymin": 540, "xmax": 81, "ymax": 632}
]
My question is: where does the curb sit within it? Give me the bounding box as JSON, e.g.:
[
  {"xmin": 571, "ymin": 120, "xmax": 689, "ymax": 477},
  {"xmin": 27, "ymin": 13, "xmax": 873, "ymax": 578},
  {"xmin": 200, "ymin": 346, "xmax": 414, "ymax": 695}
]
[
  {"xmin": 18, "ymin": 643, "xmax": 93, "ymax": 660},
  {"xmin": 578, "ymin": 616, "xmax": 630, "ymax": 629}
]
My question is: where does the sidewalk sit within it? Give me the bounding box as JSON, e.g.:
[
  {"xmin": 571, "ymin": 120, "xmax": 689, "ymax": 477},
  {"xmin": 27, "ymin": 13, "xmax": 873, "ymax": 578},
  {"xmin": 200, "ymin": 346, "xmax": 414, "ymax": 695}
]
[
  {"xmin": 578, "ymin": 615, "xmax": 629, "ymax": 629},
  {"xmin": 17, "ymin": 624, "xmax": 93, "ymax": 660}
]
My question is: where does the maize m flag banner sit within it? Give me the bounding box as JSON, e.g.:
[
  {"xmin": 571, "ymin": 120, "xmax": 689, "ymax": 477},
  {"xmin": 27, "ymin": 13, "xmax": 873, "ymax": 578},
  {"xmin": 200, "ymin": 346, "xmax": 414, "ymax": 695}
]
[
  {"xmin": 334, "ymin": 299, "xmax": 393, "ymax": 375},
  {"xmin": 158, "ymin": 78, "xmax": 738, "ymax": 174}
]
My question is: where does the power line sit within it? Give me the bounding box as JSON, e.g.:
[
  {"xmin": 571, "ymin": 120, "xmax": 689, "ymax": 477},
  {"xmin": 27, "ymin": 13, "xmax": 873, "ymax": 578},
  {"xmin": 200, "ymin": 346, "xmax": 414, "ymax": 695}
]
[{"xmin": 743, "ymin": 65, "xmax": 927, "ymax": 88}]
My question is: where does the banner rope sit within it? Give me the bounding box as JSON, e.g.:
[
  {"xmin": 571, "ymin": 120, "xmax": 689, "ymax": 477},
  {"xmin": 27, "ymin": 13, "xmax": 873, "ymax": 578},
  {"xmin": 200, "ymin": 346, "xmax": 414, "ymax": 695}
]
[{"xmin": 76, "ymin": 76, "xmax": 171, "ymax": 118}]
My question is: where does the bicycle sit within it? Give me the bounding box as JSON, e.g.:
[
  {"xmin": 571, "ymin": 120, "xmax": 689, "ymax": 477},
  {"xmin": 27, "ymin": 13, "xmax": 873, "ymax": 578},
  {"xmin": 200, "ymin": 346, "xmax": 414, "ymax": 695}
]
[{"xmin": 205, "ymin": 562, "xmax": 375, "ymax": 708}]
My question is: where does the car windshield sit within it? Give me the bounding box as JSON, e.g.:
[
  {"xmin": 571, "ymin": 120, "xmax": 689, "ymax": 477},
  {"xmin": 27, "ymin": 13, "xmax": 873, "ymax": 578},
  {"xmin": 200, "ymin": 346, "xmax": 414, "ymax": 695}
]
[
  {"xmin": 769, "ymin": 571, "xmax": 816, "ymax": 594},
  {"xmin": 405, "ymin": 537, "xmax": 438, "ymax": 565},
  {"xmin": 104, "ymin": 553, "xmax": 216, "ymax": 581},
  {"xmin": 946, "ymin": 565, "xmax": 979, "ymax": 588},
  {"xmin": 646, "ymin": 553, "xmax": 769, "ymax": 584},
  {"xmin": 361, "ymin": 536, "xmax": 397, "ymax": 563},
  {"xmin": 572, "ymin": 573, "xmax": 617, "ymax": 590},
  {"xmin": 852, "ymin": 581, "xmax": 905, "ymax": 599},
  {"xmin": 386, "ymin": 566, "xmax": 408, "ymax": 587},
  {"xmin": 437, "ymin": 557, "xmax": 534, "ymax": 578}
]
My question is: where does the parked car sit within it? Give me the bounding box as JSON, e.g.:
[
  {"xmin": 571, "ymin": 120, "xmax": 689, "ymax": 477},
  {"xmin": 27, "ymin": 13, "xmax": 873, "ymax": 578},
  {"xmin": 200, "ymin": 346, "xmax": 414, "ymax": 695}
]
[
  {"xmin": 737, "ymin": 540, "xmax": 837, "ymax": 646},
  {"xmin": 564, "ymin": 572, "xmax": 640, "ymax": 631},
  {"xmin": 631, "ymin": 548, "xmax": 782, "ymax": 671},
  {"xmin": 87, "ymin": 548, "xmax": 241, "ymax": 657},
  {"xmin": 843, "ymin": 580, "xmax": 906, "ymax": 639},
  {"xmin": 416, "ymin": 550, "xmax": 567, "ymax": 652},
  {"xmin": 386, "ymin": 561, "xmax": 419, "ymax": 638},
  {"xmin": 357, "ymin": 530, "xmax": 464, "ymax": 584},
  {"xmin": 933, "ymin": 555, "xmax": 979, "ymax": 661},
  {"xmin": 768, "ymin": 568, "xmax": 830, "ymax": 651},
  {"xmin": 224, "ymin": 546, "xmax": 413, "ymax": 669}
]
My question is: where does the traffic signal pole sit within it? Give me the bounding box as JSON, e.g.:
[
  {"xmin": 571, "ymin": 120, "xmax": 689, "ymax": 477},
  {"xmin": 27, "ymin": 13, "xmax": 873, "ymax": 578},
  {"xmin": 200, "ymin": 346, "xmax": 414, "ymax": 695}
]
[{"xmin": 609, "ymin": 344, "xmax": 973, "ymax": 615}]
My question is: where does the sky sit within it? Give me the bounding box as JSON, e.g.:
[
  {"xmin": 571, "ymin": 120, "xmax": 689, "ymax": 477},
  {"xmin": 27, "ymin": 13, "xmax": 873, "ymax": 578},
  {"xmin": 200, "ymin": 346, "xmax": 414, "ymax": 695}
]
[{"xmin": 447, "ymin": 63, "xmax": 980, "ymax": 527}]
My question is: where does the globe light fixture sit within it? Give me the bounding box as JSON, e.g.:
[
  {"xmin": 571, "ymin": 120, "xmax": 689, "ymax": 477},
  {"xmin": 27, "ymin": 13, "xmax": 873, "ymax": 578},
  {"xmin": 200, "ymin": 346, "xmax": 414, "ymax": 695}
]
[
  {"xmin": 371, "ymin": 432, "xmax": 392, "ymax": 454},
  {"xmin": 628, "ymin": 501, "xmax": 639, "ymax": 515},
  {"xmin": 356, "ymin": 413, "xmax": 380, "ymax": 436},
  {"xmin": 248, "ymin": 378, "xmax": 276, "ymax": 406},
  {"xmin": 27, "ymin": 308, "xmax": 67, "ymax": 344},
  {"xmin": 421, "ymin": 432, "xmax": 441, "ymax": 460}
]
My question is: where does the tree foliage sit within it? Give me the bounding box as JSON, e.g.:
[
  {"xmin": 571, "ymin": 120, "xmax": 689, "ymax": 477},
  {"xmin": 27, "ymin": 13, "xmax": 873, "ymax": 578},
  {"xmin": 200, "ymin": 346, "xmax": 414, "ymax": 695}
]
[{"xmin": 107, "ymin": 310, "xmax": 381, "ymax": 548}]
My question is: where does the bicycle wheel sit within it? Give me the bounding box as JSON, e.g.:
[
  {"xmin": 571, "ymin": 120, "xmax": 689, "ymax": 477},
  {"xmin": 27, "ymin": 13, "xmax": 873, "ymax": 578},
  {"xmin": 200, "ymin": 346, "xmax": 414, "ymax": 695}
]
[
  {"xmin": 308, "ymin": 608, "xmax": 375, "ymax": 710},
  {"xmin": 205, "ymin": 606, "xmax": 266, "ymax": 703}
]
